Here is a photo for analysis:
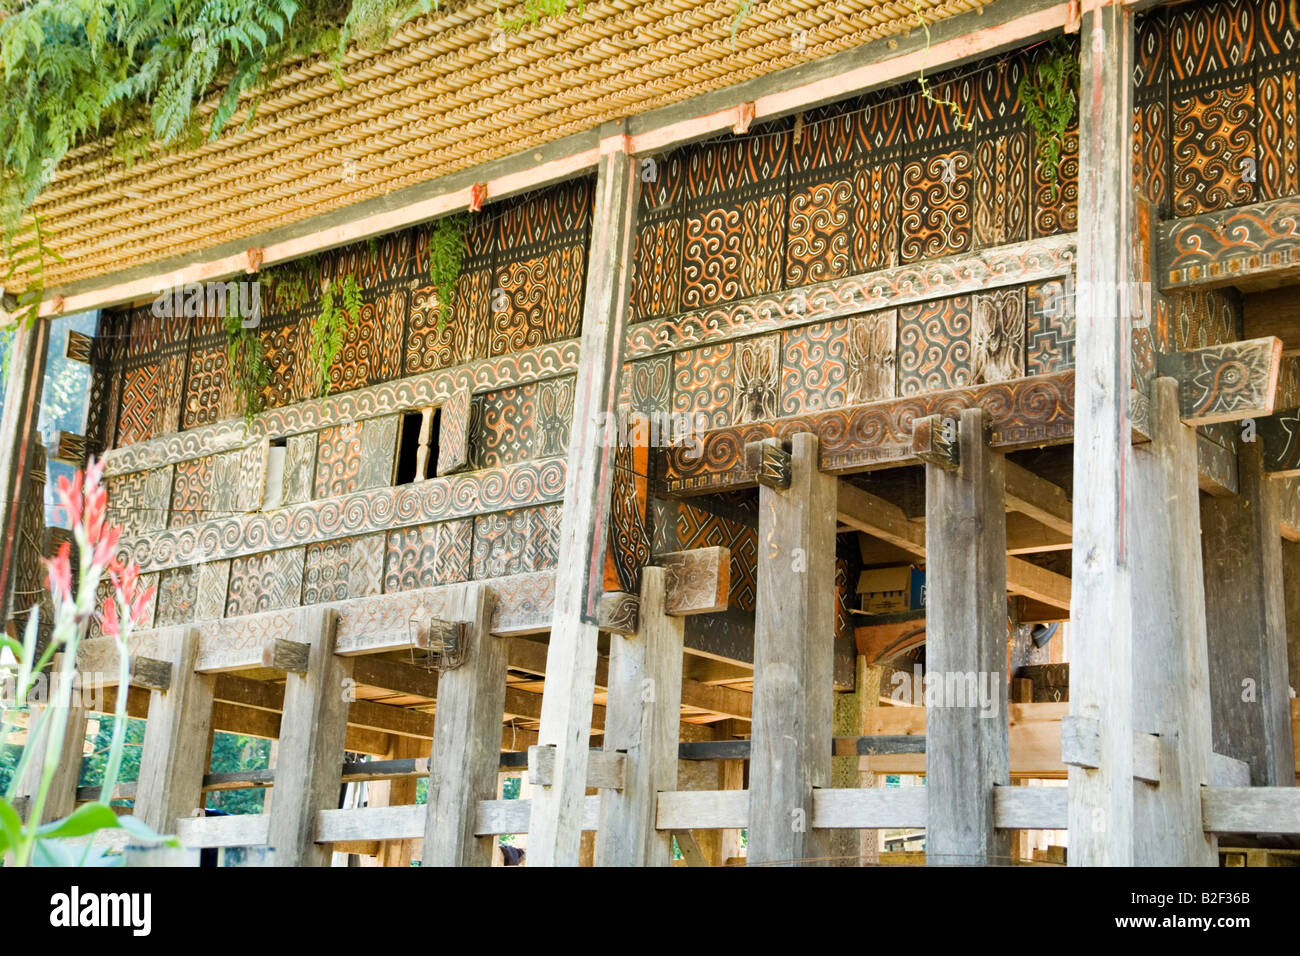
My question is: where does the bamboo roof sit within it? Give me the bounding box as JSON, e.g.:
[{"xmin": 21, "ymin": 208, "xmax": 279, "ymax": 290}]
[{"xmin": 18, "ymin": 0, "xmax": 988, "ymax": 292}]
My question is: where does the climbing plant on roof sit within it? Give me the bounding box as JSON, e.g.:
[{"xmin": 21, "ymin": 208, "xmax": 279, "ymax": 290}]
[{"xmin": 1018, "ymin": 37, "xmax": 1080, "ymax": 202}]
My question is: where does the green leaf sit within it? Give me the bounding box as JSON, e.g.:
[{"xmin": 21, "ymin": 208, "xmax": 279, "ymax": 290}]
[
  {"xmin": 35, "ymin": 801, "xmax": 120, "ymax": 839},
  {"xmin": 116, "ymin": 814, "xmax": 178, "ymax": 846},
  {"xmin": 31, "ymin": 837, "xmax": 80, "ymax": 866},
  {"xmin": 0, "ymin": 795, "xmax": 23, "ymax": 856}
]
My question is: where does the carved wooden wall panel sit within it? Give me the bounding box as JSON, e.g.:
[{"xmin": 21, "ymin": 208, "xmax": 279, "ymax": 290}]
[
  {"xmin": 383, "ymin": 521, "xmax": 473, "ymax": 591},
  {"xmin": 302, "ymin": 534, "xmax": 386, "ymax": 604},
  {"xmin": 470, "ymin": 505, "xmax": 562, "ymax": 580},
  {"xmin": 1135, "ymin": 0, "xmax": 1300, "ymax": 219},
  {"xmin": 225, "ymin": 547, "xmax": 306, "ymax": 617},
  {"xmin": 469, "ymin": 375, "xmax": 574, "ymax": 469},
  {"xmin": 628, "ymin": 43, "xmax": 1079, "ymax": 327}
]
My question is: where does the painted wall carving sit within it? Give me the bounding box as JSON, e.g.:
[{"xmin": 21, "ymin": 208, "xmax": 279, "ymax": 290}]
[
  {"xmin": 629, "ymin": 41, "xmax": 1078, "ymax": 326},
  {"xmin": 1135, "ymin": 0, "xmax": 1300, "ymax": 218}
]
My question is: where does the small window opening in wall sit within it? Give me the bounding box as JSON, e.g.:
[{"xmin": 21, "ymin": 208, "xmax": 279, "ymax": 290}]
[
  {"xmin": 263, "ymin": 437, "xmax": 288, "ymax": 509},
  {"xmin": 395, "ymin": 407, "xmax": 442, "ymax": 484}
]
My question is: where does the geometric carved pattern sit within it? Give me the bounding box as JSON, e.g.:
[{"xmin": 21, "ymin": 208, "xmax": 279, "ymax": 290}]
[
  {"xmin": 1158, "ymin": 336, "xmax": 1283, "ymax": 425},
  {"xmin": 900, "ymin": 150, "xmax": 972, "ymax": 263},
  {"xmin": 1160, "ymin": 196, "xmax": 1300, "ymax": 289},
  {"xmin": 974, "ymin": 133, "xmax": 1029, "ymax": 248},
  {"xmin": 779, "ymin": 311, "xmax": 897, "ymax": 416},
  {"xmin": 314, "ymin": 423, "xmax": 363, "ymax": 499},
  {"xmin": 226, "ymin": 547, "xmax": 307, "ymax": 617},
  {"xmin": 898, "ymin": 295, "xmax": 973, "ymax": 395},
  {"xmin": 106, "ymin": 466, "xmax": 173, "ymax": 537},
  {"xmin": 118, "ymin": 457, "xmax": 566, "ymax": 572},
  {"xmin": 302, "ymin": 534, "xmax": 386, "ymax": 604},
  {"xmin": 1026, "ymin": 280, "xmax": 1076, "ymax": 375},
  {"xmin": 471, "ymin": 505, "xmax": 561, "ymax": 580},
  {"xmin": 384, "ymin": 521, "xmax": 472, "ymax": 591},
  {"xmin": 1172, "ymin": 83, "xmax": 1256, "ymax": 217}
]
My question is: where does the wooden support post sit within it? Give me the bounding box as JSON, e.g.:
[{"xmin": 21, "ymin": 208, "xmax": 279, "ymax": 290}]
[
  {"xmin": 423, "ymin": 583, "xmax": 506, "ymax": 866},
  {"xmin": 747, "ymin": 432, "xmax": 837, "ymax": 866},
  {"xmin": 1130, "ymin": 378, "xmax": 1216, "ymax": 865},
  {"xmin": 1068, "ymin": 0, "xmax": 1136, "ymax": 867},
  {"xmin": 923, "ymin": 407, "xmax": 1009, "ymax": 866},
  {"xmin": 0, "ymin": 316, "xmax": 50, "ymax": 628},
  {"xmin": 14, "ymin": 657, "xmax": 87, "ymax": 824},
  {"xmin": 136, "ymin": 628, "xmax": 215, "ymax": 834},
  {"xmin": 594, "ymin": 566, "xmax": 684, "ymax": 867},
  {"xmin": 1201, "ymin": 437, "xmax": 1296, "ymax": 785},
  {"xmin": 529, "ymin": 126, "xmax": 637, "ymax": 866},
  {"xmin": 268, "ymin": 608, "xmax": 350, "ymax": 866},
  {"xmin": 856, "ymin": 658, "xmax": 882, "ymax": 866}
]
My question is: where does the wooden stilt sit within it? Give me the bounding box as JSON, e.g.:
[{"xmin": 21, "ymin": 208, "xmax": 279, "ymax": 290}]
[
  {"xmin": 0, "ymin": 316, "xmax": 50, "ymax": 629},
  {"xmin": 135, "ymin": 628, "xmax": 215, "ymax": 834},
  {"xmin": 747, "ymin": 431, "xmax": 837, "ymax": 866},
  {"xmin": 14, "ymin": 657, "xmax": 87, "ymax": 824},
  {"xmin": 1068, "ymin": 0, "xmax": 1136, "ymax": 867},
  {"xmin": 1128, "ymin": 378, "xmax": 1216, "ymax": 865},
  {"xmin": 1201, "ymin": 438, "xmax": 1296, "ymax": 785},
  {"xmin": 923, "ymin": 407, "xmax": 1009, "ymax": 866},
  {"xmin": 423, "ymin": 583, "xmax": 506, "ymax": 867},
  {"xmin": 594, "ymin": 566, "xmax": 683, "ymax": 867},
  {"xmin": 856, "ymin": 658, "xmax": 882, "ymax": 866},
  {"xmin": 528, "ymin": 125, "xmax": 638, "ymax": 866},
  {"xmin": 268, "ymin": 607, "xmax": 349, "ymax": 866}
]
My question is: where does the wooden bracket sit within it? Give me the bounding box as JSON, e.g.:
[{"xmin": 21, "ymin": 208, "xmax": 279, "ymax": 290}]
[
  {"xmin": 1257, "ymin": 406, "xmax": 1299, "ymax": 476},
  {"xmin": 733, "ymin": 101, "xmax": 755, "ymax": 134},
  {"xmin": 49, "ymin": 431, "xmax": 87, "ymax": 466},
  {"xmin": 1060, "ymin": 716, "xmax": 1162, "ymax": 784},
  {"xmin": 528, "ymin": 744, "xmax": 625, "ymax": 790},
  {"xmin": 1156, "ymin": 337, "xmax": 1282, "ymax": 425},
  {"xmin": 260, "ymin": 639, "xmax": 310, "ymax": 674},
  {"xmin": 129, "ymin": 656, "xmax": 173, "ymax": 692},
  {"xmin": 912, "ymin": 413, "xmax": 960, "ymax": 470},
  {"xmin": 63, "ymin": 330, "xmax": 93, "ymax": 365},
  {"xmin": 659, "ymin": 546, "xmax": 730, "ymax": 616},
  {"xmin": 744, "ymin": 437, "xmax": 792, "ymax": 489},
  {"xmin": 597, "ymin": 591, "xmax": 639, "ymax": 635}
]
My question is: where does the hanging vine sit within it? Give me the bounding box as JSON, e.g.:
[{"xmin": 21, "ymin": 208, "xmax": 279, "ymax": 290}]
[
  {"xmin": 425, "ymin": 215, "xmax": 468, "ymax": 331},
  {"xmin": 1017, "ymin": 37, "xmax": 1080, "ymax": 201},
  {"xmin": 910, "ymin": 1, "xmax": 974, "ymax": 133},
  {"xmin": 308, "ymin": 272, "xmax": 362, "ymax": 398}
]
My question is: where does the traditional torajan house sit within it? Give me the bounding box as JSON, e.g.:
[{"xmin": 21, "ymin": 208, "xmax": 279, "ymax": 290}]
[{"xmin": 2, "ymin": 0, "xmax": 1299, "ymax": 867}]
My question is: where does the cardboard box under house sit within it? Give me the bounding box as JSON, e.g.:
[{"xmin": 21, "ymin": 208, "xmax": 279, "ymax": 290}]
[{"xmin": 856, "ymin": 565, "xmax": 926, "ymax": 615}]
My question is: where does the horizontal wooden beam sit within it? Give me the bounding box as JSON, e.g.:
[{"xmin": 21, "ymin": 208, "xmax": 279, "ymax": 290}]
[
  {"xmin": 1243, "ymin": 288, "xmax": 1300, "ymax": 356},
  {"xmin": 528, "ymin": 745, "xmax": 625, "ymax": 790},
  {"xmin": 1003, "ymin": 461, "xmax": 1072, "ymax": 536},
  {"xmin": 1202, "ymin": 788, "xmax": 1300, "ymax": 835},
  {"xmin": 1157, "ymin": 338, "xmax": 1282, "ymax": 425},
  {"xmin": 596, "ymin": 591, "xmax": 639, "ymax": 635},
  {"xmin": 838, "ymin": 480, "xmax": 1071, "ymax": 610},
  {"xmin": 666, "ymin": 372, "xmax": 1076, "ymax": 493},
  {"xmin": 1159, "ymin": 197, "xmax": 1300, "ymax": 291}
]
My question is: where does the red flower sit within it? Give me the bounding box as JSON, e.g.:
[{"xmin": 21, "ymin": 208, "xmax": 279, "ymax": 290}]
[
  {"xmin": 55, "ymin": 471, "xmax": 83, "ymax": 528},
  {"xmin": 45, "ymin": 541, "xmax": 72, "ymax": 601}
]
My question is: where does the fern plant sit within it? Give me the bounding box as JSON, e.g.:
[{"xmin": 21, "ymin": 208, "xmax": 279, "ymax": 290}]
[
  {"xmin": 1018, "ymin": 37, "xmax": 1080, "ymax": 201},
  {"xmin": 307, "ymin": 272, "xmax": 362, "ymax": 398},
  {"xmin": 425, "ymin": 215, "xmax": 467, "ymax": 331},
  {"xmin": 223, "ymin": 299, "xmax": 271, "ymax": 424}
]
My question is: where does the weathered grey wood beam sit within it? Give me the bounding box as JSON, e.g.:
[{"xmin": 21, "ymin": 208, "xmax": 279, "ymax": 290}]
[
  {"xmin": 267, "ymin": 607, "xmax": 350, "ymax": 866},
  {"xmin": 747, "ymin": 432, "xmax": 836, "ymax": 866},
  {"xmin": 923, "ymin": 408, "xmax": 1010, "ymax": 866},
  {"xmin": 1156, "ymin": 337, "xmax": 1283, "ymax": 425},
  {"xmin": 135, "ymin": 628, "xmax": 215, "ymax": 834},
  {"xmin": 1201, "ymin": 437, "xmax": 1296, "ymax": 785},
  {"xmin": 528, "ymin": 128, "xmax": 637, "ymax": 866},
  {"xmin": 423, "ymin": 583, "xmax": 506, "ymax": 866},
  {"xmin": 1129, "ymin": 379, "xmax": 1217, "ymax": 865},
  {"xmin": 1068, "ymin": 0, "xmax": 1136, "ymax": 867},
  {"xmin": 594, "ymin": 566, "xmax": 684, "ymax": 866}
]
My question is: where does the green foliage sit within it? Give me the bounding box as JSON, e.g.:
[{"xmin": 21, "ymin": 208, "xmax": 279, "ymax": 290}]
[
  {"xmin": 2, "ymin": 216, "xmax": 62, "ymax": 341},
  {"xmin": 0, "ymin": 0, "xmax": 454, "ymax": 236},
  {"xmin": 425, "ymin": 214, "xmax": 466, "ymax": 331},
  {"xmin": 223, "ymin": 300, "xmax": 271, "ymax": 424},
  {"xmin": 307, "ymin": 272, "xmax": 361, "ymax": 398},
  {"xmin": 206, "ymin": 732, "xmax": 271, "ymax": 814},
  {"xmin": 259, "ymin": 257, "xmax": 319, "ymax": 313},
  {"xmin": 1018, "ymin": 37, "xmax": 1080, "ymax": 202}
]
